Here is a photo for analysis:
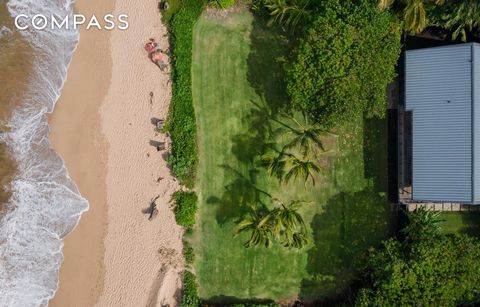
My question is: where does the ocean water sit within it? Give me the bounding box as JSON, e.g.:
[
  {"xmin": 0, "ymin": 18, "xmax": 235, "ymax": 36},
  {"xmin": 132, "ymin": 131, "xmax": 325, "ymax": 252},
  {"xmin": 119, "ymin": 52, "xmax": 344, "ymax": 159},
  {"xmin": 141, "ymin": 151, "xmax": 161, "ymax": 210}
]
[{"xmin": 0, "ymin": 0, "xmax": 89, "ymax": 306}]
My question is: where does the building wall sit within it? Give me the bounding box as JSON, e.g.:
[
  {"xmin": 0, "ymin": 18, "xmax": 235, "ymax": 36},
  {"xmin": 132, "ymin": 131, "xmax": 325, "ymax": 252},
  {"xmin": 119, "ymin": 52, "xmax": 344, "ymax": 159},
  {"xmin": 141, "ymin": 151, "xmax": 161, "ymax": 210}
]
[{"xmin": 406, "ymin": 44, "xmax": 472, "ymax": 203}]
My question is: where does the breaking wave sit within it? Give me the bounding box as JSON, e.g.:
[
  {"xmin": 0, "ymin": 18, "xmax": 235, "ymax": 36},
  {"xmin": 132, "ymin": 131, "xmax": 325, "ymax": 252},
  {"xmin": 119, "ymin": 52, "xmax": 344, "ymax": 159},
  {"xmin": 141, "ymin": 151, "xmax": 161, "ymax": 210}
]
[{"xmin": 0, "ymin": 0, "xmax": 88, "ymax": 306}]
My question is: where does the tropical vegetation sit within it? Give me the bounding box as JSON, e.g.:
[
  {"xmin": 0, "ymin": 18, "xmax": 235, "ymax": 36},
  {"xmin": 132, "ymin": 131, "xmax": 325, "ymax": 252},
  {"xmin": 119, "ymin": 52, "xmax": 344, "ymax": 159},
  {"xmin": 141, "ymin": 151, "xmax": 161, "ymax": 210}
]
[
  {"xmin": 165, "ymin": 0, "xmax": 204, "ymax": 187},
  {"xmin": 181, "ymin": 271, "xmax": 200, "ymax": 307},
  {"xmin": 165, "ymin": 0, "xmax": 480, "ymax": 304},
  {"xmin": 190, "ymin": 8, "xmax": 393, "ymax": 301},
  {"xmin": 236, "ymin": 198, "xmax": 309, "ymax": 248},
  {"xmin": 356, "ymin": 209, "xmax": 480, "ymax": 306},
  {"xmin": 379, "ymin": 0, "xmax": 480, "ymax": 41},
  {"xmin": 286, "ymin": 0, "xmax": 401, "ymax": 127},
  {"xmin": 172, "ymin": 190, "xmax": 198, "ymax": 229}
]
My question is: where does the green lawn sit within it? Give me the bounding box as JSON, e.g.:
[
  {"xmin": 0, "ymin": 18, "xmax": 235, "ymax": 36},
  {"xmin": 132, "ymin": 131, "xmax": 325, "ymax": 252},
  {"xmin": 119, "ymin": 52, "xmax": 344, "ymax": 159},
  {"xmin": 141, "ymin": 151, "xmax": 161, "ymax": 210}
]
[
  {"xmin": 191, "ymin": 9, "xmax": 394, "ymax": 302},
  {"xmin": 440, "ymin": 212, "xmax": 480, "ymax": 237}
]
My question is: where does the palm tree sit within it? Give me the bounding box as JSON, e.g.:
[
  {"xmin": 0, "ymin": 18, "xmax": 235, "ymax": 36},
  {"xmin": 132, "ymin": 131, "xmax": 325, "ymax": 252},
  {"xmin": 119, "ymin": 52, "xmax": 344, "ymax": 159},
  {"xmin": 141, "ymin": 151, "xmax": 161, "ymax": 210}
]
[
  {"xmin": 271, "ymin": 199, "xmax": 307, "ymax": 230},
  {"xmin": 283, "ymin": 231, "xmax": 310, "ymax": 249},
  {"xmin": 443, "ymin": 0, "xmax": 480, "ymax": 42},
  {"xmin": 270, "ymin": 199, "xmax": 310, "ymax": 248},
  {"xmin": 236, "ymin": 207, "xmax": 275, "ymax": 248},
  {"xmin": 378, "ymin": 0, "xmax": 445, "ymax": 34},
  {"xmin": 258, "ymin": 150, "xmax": 286, "ymax": 181},
  {"xmin": 378, "ymin": 0, "xmax": 396, "ymax": 10},
  {"xmin": 283, "ymin": 153, "xmax": 321, "ymax": 186},
  {"xmin": 259, "ymin": 151, "xmax": 320, "ymax": 186},
  {"xmin": 236, "ymin": 199, "xmax": 310, "ymax": 249},
  {"xmin": 264, "ymin": 0, "xmax": 311, "ymax": 29},
  {"xmin": 276, "ymin": 113, "xmax": 335, "ymax": 158}
]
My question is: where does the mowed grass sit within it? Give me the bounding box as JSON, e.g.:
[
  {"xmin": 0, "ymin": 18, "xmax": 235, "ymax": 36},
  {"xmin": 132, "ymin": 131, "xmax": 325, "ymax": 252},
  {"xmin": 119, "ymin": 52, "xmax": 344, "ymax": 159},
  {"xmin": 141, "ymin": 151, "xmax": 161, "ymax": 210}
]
[
  {"xmin": 191, "ymin": 9, "xmax": 395, "ymax": 302},
  {"xmin": 440, "ymin": 212, "xmax": 480, "ymax": 237}
]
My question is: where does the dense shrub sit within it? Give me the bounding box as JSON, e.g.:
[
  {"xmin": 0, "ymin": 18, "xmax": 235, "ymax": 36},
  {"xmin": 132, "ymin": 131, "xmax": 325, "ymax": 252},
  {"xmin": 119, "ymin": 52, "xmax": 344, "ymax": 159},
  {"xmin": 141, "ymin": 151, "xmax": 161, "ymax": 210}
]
[
  {"xmin": 183, "ymin": 241, "xmax": 195, "ymax": 264},
  {"xmin": 181, "ymin": 271, "xmax": 200, "ymax": 307},
  {"xmin": 166, "ymin": 0, "xmax": 204, "ymax": 187},
  {"xmin": 173, "ymin": 191, "xmax": 198, "ymax": 228},
  {"xmin": 286, "ymin": 0, "xmax": 401, "ymax": 128},
  {"xmin": 356, "ymin": 210, "xmax": 480, "ymax": 306},
  {"xmin": 210, "ymin": 0, "xmax": 237, "ymax": 9}
]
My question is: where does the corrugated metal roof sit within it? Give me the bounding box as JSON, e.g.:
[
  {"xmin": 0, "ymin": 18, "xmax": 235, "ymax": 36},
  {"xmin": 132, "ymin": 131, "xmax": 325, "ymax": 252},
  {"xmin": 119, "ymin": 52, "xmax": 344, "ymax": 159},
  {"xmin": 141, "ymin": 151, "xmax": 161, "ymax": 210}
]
[{"xmin": 406, "ymin": 43, "xmax": 476, "ymax": 203}]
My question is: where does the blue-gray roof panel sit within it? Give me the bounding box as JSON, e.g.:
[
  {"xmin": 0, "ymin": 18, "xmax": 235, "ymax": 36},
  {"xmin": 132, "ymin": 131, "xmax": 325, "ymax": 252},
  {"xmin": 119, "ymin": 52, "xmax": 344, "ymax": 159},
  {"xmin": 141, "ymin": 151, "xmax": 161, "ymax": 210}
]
[{"xmin": 406, "ymin": 44, "xmax": 473, "ymax": 203}]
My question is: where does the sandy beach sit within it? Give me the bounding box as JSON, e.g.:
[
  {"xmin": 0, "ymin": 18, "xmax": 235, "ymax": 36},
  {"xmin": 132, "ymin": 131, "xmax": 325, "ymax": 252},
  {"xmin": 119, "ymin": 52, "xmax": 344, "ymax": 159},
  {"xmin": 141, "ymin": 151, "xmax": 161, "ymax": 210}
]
[{"xmin": 49, "ymin": 0, "xmax": 183, "ymax": 306}]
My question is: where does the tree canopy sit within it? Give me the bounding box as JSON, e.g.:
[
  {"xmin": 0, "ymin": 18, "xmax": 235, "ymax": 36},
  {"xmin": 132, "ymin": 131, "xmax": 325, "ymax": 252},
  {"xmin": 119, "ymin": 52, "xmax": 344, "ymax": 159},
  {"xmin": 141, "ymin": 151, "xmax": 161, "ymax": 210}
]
[
  {"xmin": 356, "ymin": 210, "xmax": 480, "ymax": 306},
  {"xmin": 286, "ymin": 0, "xmax": 401, "ymax": 127}
]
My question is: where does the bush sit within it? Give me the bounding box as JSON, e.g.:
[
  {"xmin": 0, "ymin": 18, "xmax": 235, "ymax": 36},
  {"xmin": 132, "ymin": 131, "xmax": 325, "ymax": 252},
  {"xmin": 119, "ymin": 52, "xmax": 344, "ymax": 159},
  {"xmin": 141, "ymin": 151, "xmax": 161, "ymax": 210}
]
[
  {"xmin": 166, "ymin": 1, "xmax": 204, "ymax": 187},
  {"xmin": 286, "ymin": 0, "xmax": 401, "ymax": 127},
  {"xmin": 210, "ymin": 0, "xmax": 236, "ymax": 9},
  {"xmin": 356, "ymin": 210, "xmax": 480, "ymax": 306},
  {"xmin": 173, "ymin": 191, "xmax": 198, "ymax": 228},
  {"xmin": 183, "ymin": 241, "xmax": 195, "ymax": 264},
  {"xmin": 181, "ymin": 271, "xmax": 199, "ymax": 307}
]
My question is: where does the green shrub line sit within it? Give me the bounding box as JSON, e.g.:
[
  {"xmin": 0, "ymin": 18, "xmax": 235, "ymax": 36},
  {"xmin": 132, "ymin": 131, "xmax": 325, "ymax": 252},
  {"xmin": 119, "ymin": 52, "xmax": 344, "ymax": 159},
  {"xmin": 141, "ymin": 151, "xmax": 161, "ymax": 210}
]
[
  {"xmin": 173, "ymin": 190, "xmax": 198, "ymax": 228},
  {"xmin": 165, "ymin": 0, "xmax": 204, "ymax": 188},
  {"xmin": 183, "ymin": 240, "xmax": 195, "ymax": 265},
  {"xmin": 165, "ymin": 4, "xmax": 204, "ymax": 305},
  {"xmin": 181, "ymin": 271, "xmax": 200, "ymax": 307}
]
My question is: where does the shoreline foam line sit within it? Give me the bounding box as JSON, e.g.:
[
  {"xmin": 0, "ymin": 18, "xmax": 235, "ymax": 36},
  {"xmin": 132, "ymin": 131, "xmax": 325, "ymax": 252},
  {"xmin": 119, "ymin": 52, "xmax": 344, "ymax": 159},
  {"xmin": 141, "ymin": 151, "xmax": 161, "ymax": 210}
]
[{"xmin": 0, "ymin": 0, "xmax": 89, "ymax": 305}]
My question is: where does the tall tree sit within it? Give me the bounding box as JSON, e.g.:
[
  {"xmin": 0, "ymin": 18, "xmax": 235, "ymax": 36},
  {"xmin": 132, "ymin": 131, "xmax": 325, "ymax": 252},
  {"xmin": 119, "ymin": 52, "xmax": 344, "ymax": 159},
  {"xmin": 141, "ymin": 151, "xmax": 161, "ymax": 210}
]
[
  {"xmin": 236, "ymin": 207, "xmax": 275, "ymax": 248},
  {"xmin": 264, "ymin": 0, "xmax": 311, "ymax": 29},
  {"xmin": 236, "ymin": 198, "xmax": 310, "ymax": 249},
  {"xmin": 260, "ymin": 151, "xmax": 321, "ymax": 186},
  {"xmin": 282, "ymin": 153, "xmax": 320, "ymax": 186},
  {"xmin": 275, "ymin": 112, "xmax": 335, "ymax": 157},
  {"xmin": 431, "ymin": 0, "xmax": 480, "ymax": 41},
  {"xmin": 287, "ymin": 0, "xmax": 401, "ymax": 127},
  {"xmin": 270, "ymin": 199, "xmax": 310, "ymax": 248},
  {"xmin": 378, "ymin": 0, "xmax": 445, "ymax": 34}
]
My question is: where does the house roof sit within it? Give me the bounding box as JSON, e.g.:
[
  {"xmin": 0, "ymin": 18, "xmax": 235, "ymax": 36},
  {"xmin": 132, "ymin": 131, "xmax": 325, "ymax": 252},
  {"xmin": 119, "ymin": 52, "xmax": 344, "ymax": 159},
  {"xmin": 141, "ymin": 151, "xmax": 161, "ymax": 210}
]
[{"xmin": 406, "ymin": 43, "xmax": 480, "ymax": 204}]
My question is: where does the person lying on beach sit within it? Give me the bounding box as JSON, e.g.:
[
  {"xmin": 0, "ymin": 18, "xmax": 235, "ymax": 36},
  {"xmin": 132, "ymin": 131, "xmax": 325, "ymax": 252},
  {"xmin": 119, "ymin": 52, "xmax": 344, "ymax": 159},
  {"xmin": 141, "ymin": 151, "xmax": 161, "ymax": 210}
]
[
  {"xmin": 144, "ymin": 38, "xmax": 157, "ymax": 55},
  {"xmin": 151, "ymin": 50, "xmax": 168, "ymax": 71}
]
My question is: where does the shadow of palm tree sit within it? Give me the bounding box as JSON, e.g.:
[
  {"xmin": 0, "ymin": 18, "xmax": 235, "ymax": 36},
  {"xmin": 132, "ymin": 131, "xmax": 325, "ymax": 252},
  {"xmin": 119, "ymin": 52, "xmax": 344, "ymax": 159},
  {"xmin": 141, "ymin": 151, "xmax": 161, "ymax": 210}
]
[
  {"xmin": 207, "ymin": 165, "xmax": 272, "ymax": 225},
  {"xmin": 247, "ymin": 16, "xmax": 293, "ymax": 114},
  {"xmin": 231, "ymin": 99, "xmax": 274, "ymax": 164}
]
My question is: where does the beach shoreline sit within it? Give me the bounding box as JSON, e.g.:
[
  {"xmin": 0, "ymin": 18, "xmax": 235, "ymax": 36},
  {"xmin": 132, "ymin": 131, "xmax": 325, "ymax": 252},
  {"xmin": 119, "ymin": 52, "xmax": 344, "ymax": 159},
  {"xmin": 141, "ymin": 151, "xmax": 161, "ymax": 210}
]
[
  {"xmin": 49, "ymin": 0, "xmax": 183, "ymax": 305},
  {"xmin": 48, "ymin": 0, "xmax": 112, "ymax": 304}
]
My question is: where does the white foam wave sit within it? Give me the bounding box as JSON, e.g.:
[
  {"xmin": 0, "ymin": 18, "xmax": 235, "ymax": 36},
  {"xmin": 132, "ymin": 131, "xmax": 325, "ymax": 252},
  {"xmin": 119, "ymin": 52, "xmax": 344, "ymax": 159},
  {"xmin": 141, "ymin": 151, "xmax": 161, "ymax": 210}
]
[{"xmin": 0, "ymin": 0, "xmax": 88, "ymax": 306}]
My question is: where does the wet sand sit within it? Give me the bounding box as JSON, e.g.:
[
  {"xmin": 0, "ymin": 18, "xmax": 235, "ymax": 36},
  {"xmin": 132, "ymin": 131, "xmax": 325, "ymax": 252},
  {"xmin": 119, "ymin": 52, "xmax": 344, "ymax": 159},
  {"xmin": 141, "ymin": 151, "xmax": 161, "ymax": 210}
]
[
  {"xmin": 49, "ymin": 0, "xmax": 184, "ymax": 306},
  {"xmin": 48, "ymin": 0, "xmax": 111, "ymax": 305}
]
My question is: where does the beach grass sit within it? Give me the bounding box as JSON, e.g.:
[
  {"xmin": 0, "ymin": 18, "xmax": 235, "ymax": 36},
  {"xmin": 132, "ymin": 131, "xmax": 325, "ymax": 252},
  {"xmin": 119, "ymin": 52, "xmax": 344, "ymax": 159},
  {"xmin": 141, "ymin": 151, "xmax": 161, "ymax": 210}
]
[{"xmin": 191, "ymin": 9, "xmax": 395, "ymax": 302}]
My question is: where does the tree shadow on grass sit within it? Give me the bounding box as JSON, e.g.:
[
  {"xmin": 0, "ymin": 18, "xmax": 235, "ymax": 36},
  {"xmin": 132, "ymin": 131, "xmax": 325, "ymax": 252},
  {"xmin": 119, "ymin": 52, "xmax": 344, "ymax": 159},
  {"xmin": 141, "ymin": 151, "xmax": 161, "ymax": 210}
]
[
  {"xmin": 207, "ymin": 165, "xmax": 271, "ymax": 225},
  {"xmin": 204, "ymin": 295, "xmax": 277, "ymax": 306},
  {"xmin": 459, "ymin": 212, "xmax": 480, "ymax": 237},
  {"xmin": 363, "ymin": 116, "xmax": 388, "ymax": 193},
  {"xmin": 300, "ymin": 187, "xmax": 393, "ymax": 301},
  {"xmin": 247, "ymin": 15, "xmax": 292, "ymax": 116},
  {"xmin": 231, "ymin": 99, "xmax": 274, "ymax": 164}
]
